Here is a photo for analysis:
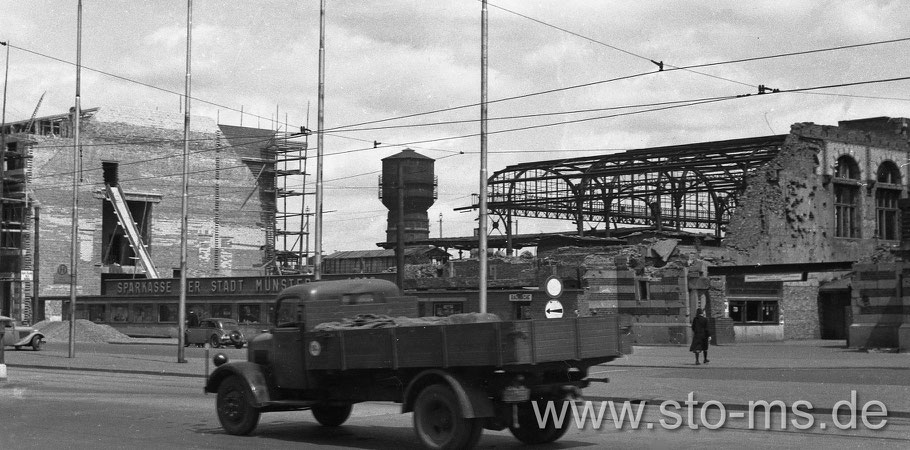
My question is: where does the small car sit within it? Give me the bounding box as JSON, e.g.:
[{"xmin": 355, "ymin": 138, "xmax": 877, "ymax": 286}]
[
  {"xmin": 185, "ymin": 318, "xmax": 245, "ymax": 349},
  {"xmin": 1, "ymin": 315, "xmax": 45, "ymax": 351}
]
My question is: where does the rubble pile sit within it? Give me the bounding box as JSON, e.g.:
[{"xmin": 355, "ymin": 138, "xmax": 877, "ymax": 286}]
[{"xmin": 33, "ymin": 319, "xmax": 133, "ymax": 343}]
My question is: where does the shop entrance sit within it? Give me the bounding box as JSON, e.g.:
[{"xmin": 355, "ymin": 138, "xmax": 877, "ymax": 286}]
[{"xmin": 818, "ymin": 290, "xmax": 851, "ymax": 340}]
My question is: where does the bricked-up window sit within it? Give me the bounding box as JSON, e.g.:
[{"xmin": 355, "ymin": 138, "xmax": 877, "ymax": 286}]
[
  {"xmin": 833, "ymin": 155, "xmax": 861, "ymax": 238},
  {"xmin": 875, "ymin": 161, "xmax": 902, "ymax": 240}
]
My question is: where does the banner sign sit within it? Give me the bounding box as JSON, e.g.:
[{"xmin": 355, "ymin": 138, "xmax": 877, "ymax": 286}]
[{"xmin": 102, "ymin": 273, "xmax": 395, "ymax": 297}]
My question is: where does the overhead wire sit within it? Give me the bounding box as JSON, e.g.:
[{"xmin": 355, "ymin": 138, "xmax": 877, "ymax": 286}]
[
  {"xmin": 8, "ymin": 25, "xmax": 910, "ymax": 185},
  {"xmin": 486, "ymin": 1, "xmax": 910, "ymax": 92},
  {"xmin": 2, "ymin": 42, "xmax": 280, "ymax": 128},
  {"xmin": 6, "ymin": 34, "xmax": 909, "ymax": 150},
  {"xmin": 23, "ymin": 74, "xmax": 910, "ymax": 184}
]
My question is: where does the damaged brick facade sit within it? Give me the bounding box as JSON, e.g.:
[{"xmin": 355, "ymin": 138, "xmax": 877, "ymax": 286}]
[
  {"xmin": 725, "ymin": 121, "xmax": 908, "ymax": 264},
  {"xmin": 26, "ymin": 106, "xmax": 273, "ymax": 299},
  {"xmin": 721, "ymin": 119, "xmax": 908, "ymax": 345}
]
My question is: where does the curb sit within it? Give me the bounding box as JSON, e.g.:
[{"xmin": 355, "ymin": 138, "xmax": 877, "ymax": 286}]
[
  {"xmin": 604, "ymin": 363, "xmax": 910, "ymax": 371},
  {"xmin": 4, "ymin": 362, "xmax": 208, "ymax": 379},
  {"xmin": 107, "ymin": 340, "xmax": 178, "ymax": 346},
  {"xmin": 4, "ymin": 365, "xmax": 909, "ymax": 420},
  {"xmin": 585, "ymin": 396, "xmax": 910, "ymax": 420}
]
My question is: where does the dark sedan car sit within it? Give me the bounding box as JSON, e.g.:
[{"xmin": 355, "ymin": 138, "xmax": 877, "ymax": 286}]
[{"xmin": 185, "ymin": 318, "xmax": 245, "ymax": 349}]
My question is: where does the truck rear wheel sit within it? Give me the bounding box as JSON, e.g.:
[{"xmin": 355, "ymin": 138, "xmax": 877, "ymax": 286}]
[
  {"xmin": 311, "ymin": 403, "xmax": 353, "ymax": 426},
  {"xmin": 413, "ymin": 384, "xmax": 483, "ymax": 449},
  {"xmin": 508, "ymin": 400, "xmax": 570, "ymax": 444},
  {"xmin": 216, "ymin": 375, "xmax": 261, "ymax": 435}
]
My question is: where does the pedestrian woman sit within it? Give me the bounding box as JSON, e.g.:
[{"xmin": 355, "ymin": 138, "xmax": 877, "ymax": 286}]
[{"xmin": 689, "ymin": 308, "xmax": 710, "ymax": 365}]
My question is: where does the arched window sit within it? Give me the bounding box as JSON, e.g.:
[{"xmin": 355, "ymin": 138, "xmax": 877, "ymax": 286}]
[
  {"xmin": 877, "ymin": 161, "xmax": 901, "ymax": 184},
  {"xmin": 875, "ymin": 161, "xmax": 902, "ymax": 240},
  {"xmin": 833, "ymin": 156, "xmax": 860, "ymax": 238}
]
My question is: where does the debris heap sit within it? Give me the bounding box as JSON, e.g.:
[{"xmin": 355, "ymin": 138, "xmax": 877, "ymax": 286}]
[{"xmin": 33, "ymin": 319, "xmax": 133, "ymax": 343}]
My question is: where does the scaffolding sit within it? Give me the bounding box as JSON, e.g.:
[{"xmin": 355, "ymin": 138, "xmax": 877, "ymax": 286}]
[
  {"xmin": 271, "ymin": 129, "xmax": 311, "ymax": 274},
  {"xmin": 0, "ymin": 136, "xmax": 32, "ymax": 320}
]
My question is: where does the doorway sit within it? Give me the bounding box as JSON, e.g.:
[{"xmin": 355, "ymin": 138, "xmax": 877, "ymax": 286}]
[{"xmin": 818, "ymin": 290, "xmax": 851, "ymax": 339}]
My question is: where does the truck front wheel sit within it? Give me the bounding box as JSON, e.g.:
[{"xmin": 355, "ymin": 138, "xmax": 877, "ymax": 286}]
[
  {"xmin": 311, "ymin": 403, "xmax": 353, "ymax": 426},
  {"xmin": 216, "ymin": 375, "xmax": 261, "ymax": 435},
  {"xmin": 508, "ymin": 400, "xmax": 570, "ymax": 444},
  {"xmin": 413, "ymin": 384, "xmax": 483, "ymax": 449}
]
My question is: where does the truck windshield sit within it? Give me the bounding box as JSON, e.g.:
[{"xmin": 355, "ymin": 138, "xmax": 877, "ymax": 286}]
[{"xmin": 276, "ymin": 298, "xmax": 300, "ymax": 327}]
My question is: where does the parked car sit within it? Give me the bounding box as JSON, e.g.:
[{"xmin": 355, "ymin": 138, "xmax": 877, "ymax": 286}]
[
  {"xmin": 1, "ymin": 316, "xmax": 45, "ymax": 351},
  {"xmin": 185, "ymin": 318, "xmax": 245, "ymax": 349}
]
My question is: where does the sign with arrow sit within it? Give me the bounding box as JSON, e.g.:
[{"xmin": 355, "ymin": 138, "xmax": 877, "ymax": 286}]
[{"xmin": 545, "ymin": 299, "xmax": 564, "ymax": 319}]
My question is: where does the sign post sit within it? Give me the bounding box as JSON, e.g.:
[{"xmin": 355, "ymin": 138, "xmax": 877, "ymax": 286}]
[
  {"xmin": 543, "ymin": 276, "xmax": 564, "ymax": 319},
  {"xmin": 544, "ymin": 299, "xmax": 564, "ymax": 319}
]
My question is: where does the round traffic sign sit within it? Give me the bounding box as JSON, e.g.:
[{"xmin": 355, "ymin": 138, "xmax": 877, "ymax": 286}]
[
  {"xmin": 544, "ymin": 276, "xmax": 563, "ymax": 298},
  {"xmin": 545, "ymin": 299, "xmax": 564, "ymax": 319}
]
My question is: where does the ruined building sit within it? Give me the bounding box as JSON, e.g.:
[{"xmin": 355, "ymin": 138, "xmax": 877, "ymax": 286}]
[
  {"xmin": 0, "ymin": 106, "xmax": 305, "ymax": 323},
  {"xmin": 471, "ymin": 116, "xmax": 910, "ymax": 348}
]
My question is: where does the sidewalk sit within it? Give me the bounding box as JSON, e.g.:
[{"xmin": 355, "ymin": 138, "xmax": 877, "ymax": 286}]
[
  {"xmin": 590, "ymin": 340, "xmax": 910, "ymax": 419},
  {"xmin": 3, "ymin": 339, "xmax": 909, "ymax": 417},
  {"xmin": 1, "ymin": 339, "xmax": 212, "ymax": 378}
]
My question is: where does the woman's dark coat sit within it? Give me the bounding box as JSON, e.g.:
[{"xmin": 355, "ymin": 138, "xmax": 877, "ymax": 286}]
[{"xmin": 689, "ymin": 314, "xmax": 710, "ymax": 352}]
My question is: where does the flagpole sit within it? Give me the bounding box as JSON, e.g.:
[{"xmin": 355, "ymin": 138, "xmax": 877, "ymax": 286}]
[
  {"xmin": 478, "ymin": 0, "xmax": 489, "ymax": 313},
  {"xmin": 69, "ymin": 0, "xmax": 83, "ymax": 358},
  {"xmin": 314, "ymin": 0, "xmax": 326, "ymax": 280},
  {"xmin": 177, "ymin": 0, "xmax": 192, "ymax": 363}
]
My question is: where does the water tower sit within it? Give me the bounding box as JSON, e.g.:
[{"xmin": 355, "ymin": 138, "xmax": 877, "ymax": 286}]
[{"xmin": 379, "ymin": 149, "xmax": 437, "ymax": 244}]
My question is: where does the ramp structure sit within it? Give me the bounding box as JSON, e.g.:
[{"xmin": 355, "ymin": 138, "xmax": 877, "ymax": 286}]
[{"xmin": 105, "ymin": 183, "xmax": 160, "ymax": 278}]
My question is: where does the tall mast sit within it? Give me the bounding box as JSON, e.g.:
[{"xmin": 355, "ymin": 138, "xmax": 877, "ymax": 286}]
[
  {"xmin": 0, "ymin": 42, "xmax": 9, "ymax": 324},
  {"xmin": 314, "ymin": 0, "xmax": 326, "ymax": 279},
  {"xmin": 69, "ymin": 0, "xmax": 83, "ymax": 358},
  {"xmin": 177, "ymin": 0, "xmax": 193, "ymax": 363},
  {"xmin": 478, "ymin": 0, "xmax": 489, "ymax": 313}
]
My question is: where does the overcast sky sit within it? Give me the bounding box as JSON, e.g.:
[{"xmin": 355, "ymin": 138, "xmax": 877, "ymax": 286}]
[{"xmin": 3, "ymin": 1, "xmax": 909, "ymax": 254}]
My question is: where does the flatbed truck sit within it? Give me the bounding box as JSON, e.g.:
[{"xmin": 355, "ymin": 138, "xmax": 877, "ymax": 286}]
[{"xmin": 205, "ymin": 278, "xmax": 630, "ymax": 449}]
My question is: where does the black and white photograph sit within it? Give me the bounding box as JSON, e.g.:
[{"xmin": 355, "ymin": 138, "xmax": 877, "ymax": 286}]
[{"xmin": 1, "ymin": 1, "xmax": 909, "ymax": 449}]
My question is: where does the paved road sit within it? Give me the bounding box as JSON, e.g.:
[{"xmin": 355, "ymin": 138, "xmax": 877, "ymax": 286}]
[{"xmin": 2, "ymin": 340, "xmax": 908, "ymax": 448}]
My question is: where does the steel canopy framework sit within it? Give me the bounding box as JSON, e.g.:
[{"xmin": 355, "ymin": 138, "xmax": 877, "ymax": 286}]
[{"xmin": 485, "ymin": 134, "xmax": 788, "ymax": 240}]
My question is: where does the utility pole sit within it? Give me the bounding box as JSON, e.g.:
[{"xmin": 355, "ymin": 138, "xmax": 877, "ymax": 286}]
[
  {"xmin": 177, "ymin": 0, "xmax": 193, "ymax": 364},
  {"xmin": 0, "ymin": 40, "xmax": 9, "ymax": 320},
  {"xmin": 69, "ymin": 1, "xmax": 83, "ymax": 358},
  {"xmin": 314, "ymin": 0, "xmax": 326, "ymax": 280},
  {"xmin": 396, "ymin": 165, "xmax": 405, "ymax": 288},
  {"xmin": 478, "ymin": 0, "xmax": 489, "ymax": 313}
]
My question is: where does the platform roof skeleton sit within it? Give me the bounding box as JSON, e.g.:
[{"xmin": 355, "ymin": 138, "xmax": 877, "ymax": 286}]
[{"xmin": 476, "ymin": 134, "xmax": 788, "ymax": 242}]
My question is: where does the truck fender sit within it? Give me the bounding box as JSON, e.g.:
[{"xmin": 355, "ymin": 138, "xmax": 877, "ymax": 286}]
[
  {"xmin": 401, "ymin": 369, "xmax": 494, "ymax": 418},
  {"xmin": 204, "ymin": 361, "xmax": 272, "ymax": 407}
]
